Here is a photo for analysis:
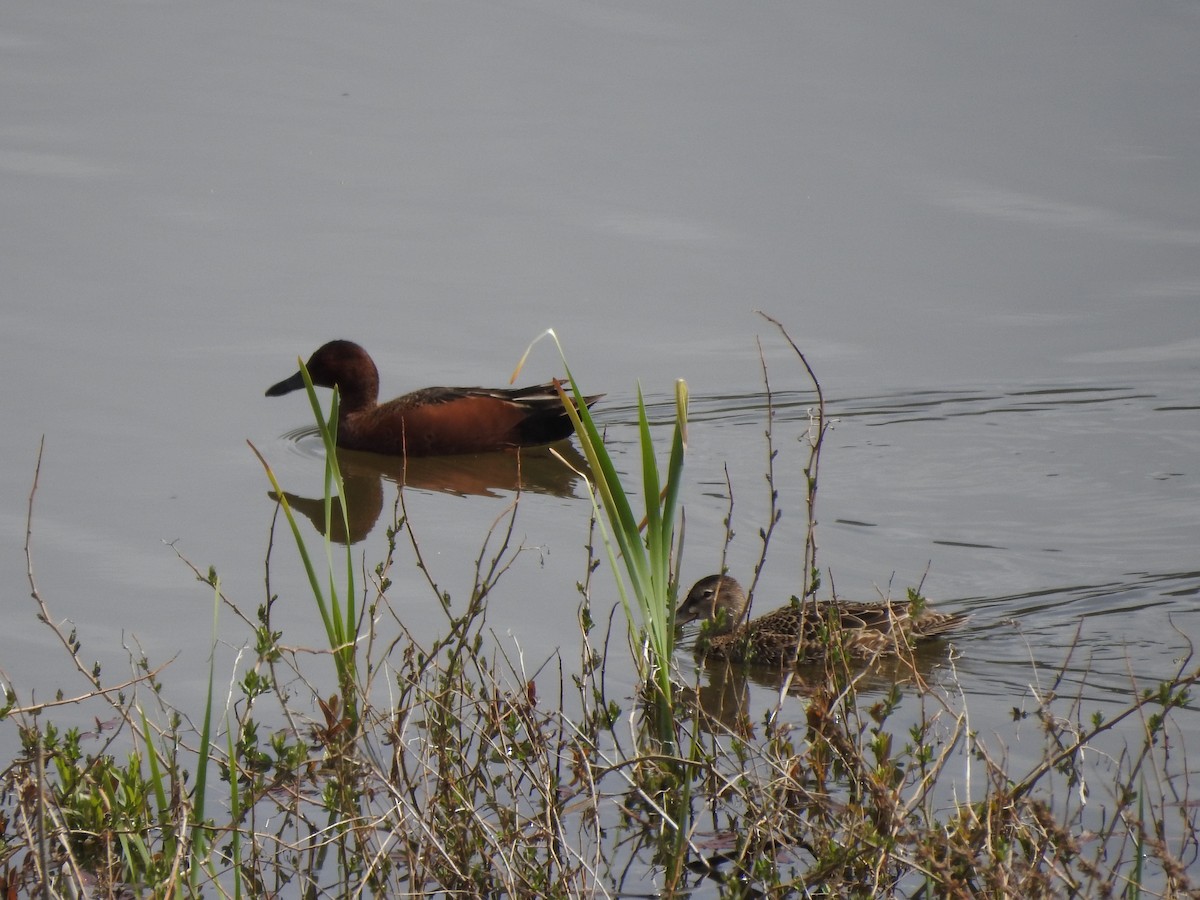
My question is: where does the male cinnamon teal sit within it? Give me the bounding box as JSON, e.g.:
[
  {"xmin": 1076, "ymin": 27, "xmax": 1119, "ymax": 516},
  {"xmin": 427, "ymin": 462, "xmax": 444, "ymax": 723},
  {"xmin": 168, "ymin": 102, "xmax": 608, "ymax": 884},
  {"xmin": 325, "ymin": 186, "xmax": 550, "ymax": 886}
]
[
  {"xmin": 676, "ymin": 574, "xmax": 967, "ymax": 666},
  {"xmin": 266, "ymin": 340, "xmax": 601, "ymax": 457}
]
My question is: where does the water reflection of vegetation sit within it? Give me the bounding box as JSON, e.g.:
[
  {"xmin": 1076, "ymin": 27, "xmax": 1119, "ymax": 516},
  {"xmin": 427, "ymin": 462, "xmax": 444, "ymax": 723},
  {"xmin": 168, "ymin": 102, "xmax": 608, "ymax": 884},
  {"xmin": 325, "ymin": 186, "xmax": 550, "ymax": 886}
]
[{"xmin": 3, "ymin": 330, "xmax": 1198, "ymax": 897}]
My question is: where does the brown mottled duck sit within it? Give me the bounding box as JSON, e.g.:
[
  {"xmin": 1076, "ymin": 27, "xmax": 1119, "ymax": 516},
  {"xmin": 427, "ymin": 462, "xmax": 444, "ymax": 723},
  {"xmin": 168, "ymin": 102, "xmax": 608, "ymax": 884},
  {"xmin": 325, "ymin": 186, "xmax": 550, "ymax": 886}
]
[{"xmin": 677, "ymin": 574, "xmax": 968, "ymax": 666}]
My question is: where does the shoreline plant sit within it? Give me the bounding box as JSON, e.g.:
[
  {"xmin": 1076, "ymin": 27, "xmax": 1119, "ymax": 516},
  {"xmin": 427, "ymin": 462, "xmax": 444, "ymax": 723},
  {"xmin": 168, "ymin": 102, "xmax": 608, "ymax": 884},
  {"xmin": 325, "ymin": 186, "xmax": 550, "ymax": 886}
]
[{"xmin": 514, "ymin": 329, "xmax": 688, "ymax": 746}]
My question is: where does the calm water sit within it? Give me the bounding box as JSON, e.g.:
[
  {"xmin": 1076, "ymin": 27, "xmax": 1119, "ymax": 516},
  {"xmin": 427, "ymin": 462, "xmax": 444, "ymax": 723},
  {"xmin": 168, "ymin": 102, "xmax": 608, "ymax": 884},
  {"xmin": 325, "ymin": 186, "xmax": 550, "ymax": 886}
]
[{"xmin": 2, "ymin": 0, "xmax": 1198, "ymax": 888}]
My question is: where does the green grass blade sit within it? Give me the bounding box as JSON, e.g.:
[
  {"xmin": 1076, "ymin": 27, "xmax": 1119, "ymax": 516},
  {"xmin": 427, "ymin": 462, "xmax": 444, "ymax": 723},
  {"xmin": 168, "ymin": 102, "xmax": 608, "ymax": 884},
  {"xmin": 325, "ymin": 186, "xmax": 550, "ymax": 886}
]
[
  {"xmin": 138, "ymin": 710, "xmax": 168, "ymax": 829},
  {"xmin": 226, "ymin": 715, "xmax": 243, "ymax": 900},
  {"xmin": 637, "ymin": 385, "xmax": 663, "ymax": 577},
  {"xmin": 189, "ymin": 575, "xmax": 220, "ymax": 886},
  {"xmin": 553, "ymin": 377, "xmax": 647, "ymax": 589},
  {"xmin": 297, "ymin": 362, "xmax": 356, "ymax": 651},
  {"xmin": 259, "ymin": 358, "xmax": 359, "ymax": 714},
  {"xmin": 248, "ymin": 441, "xmax": 336, "ymax": 642},
  {"xmin": 525, "ymin": 329, "xmax": 687, "ymax": 702}
]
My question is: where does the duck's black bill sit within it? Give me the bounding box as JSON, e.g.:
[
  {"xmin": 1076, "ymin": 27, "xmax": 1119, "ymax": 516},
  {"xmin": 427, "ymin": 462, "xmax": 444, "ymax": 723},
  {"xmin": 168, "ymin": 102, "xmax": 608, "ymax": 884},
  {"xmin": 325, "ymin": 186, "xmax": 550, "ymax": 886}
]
[{"xmin": 265, "ymin": 370, "xmax": 306, "ymax": 397}]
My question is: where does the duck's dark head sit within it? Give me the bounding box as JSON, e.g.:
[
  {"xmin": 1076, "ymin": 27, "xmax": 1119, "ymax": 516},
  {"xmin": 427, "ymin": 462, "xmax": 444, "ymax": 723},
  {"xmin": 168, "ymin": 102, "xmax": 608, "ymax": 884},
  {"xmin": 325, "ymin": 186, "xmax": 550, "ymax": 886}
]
[
  {"xmin": 266, "ymin": 340, "xmax": 380, "ymax": 410},
  {"xmin": 676, "ymin": 574, "xmax": 749, "ymax": 635}
]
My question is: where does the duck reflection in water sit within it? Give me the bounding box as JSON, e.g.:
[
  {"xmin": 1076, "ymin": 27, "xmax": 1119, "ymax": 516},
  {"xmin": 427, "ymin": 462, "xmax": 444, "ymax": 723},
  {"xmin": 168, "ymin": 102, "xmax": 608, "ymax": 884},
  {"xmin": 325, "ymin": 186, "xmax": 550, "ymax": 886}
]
[
  {"xmin": 682, "ymin": 643, "xmax": 969, "ymax": 718},
  {"xmin": 272, "ymin": 442, "xmax": 592, "ymax": 544}
]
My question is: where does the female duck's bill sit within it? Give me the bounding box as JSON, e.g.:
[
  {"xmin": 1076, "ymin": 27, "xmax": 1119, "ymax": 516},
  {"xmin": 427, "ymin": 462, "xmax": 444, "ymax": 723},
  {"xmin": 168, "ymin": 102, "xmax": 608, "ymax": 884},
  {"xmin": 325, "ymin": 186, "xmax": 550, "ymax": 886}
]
[
  {"xmin": 266, "ymin": 339, "xmax": 602, "ymax": 458},
  {"xmin": 677, "ymin": 574, "xmax": 968, "ymax": 666}
]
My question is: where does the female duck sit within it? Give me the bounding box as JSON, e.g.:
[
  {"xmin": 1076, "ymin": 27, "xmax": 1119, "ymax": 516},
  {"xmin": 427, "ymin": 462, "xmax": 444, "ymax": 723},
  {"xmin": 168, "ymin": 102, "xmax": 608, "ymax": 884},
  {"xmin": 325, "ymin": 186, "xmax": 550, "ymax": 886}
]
[
  {"xmin": 266, "ymin": 340, "xmax": 601, "ymax": 457},
  {"xmin": 676, "ymin": 574, "xmax": 967, "ymax": 666}
]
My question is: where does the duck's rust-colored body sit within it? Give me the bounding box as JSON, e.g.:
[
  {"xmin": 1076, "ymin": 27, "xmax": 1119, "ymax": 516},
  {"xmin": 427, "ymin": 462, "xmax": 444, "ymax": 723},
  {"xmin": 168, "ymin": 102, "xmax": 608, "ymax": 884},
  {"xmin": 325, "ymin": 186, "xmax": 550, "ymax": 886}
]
[
  {"xmin": 266, "ymin": 340, "xmax": 600, "ymax": 457},
  {"xmin": 677, "ymin": 574, "xmax": 968, "ymax": 666}
]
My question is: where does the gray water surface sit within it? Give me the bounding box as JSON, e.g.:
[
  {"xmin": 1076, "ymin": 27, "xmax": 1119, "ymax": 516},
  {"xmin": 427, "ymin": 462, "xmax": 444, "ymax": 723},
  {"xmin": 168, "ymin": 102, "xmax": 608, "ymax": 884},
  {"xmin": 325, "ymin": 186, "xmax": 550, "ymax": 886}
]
[{"xmin": 2, "ymin": 0, "xmax": 1198, "ymax": 886}]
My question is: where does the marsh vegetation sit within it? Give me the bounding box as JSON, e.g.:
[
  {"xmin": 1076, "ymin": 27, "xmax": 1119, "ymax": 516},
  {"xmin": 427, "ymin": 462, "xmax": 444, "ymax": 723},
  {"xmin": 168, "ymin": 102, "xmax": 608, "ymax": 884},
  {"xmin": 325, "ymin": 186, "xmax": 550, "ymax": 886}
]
[{"xmin": 3, "ymin": 326, "xmax": 1196, "ymax": 897}]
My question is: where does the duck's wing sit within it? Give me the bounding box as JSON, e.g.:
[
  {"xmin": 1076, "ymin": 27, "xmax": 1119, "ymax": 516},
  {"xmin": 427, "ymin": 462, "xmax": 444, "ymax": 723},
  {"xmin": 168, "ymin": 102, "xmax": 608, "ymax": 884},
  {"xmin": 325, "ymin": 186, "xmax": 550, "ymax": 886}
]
[
  {"xmin": 366, "ymin": 384, "xmax": 601, "ymax": 454},
  {"xmin": 484, "ymin": 383, "xmax": 604, "ymax": 410},
  {"xmin": 829, "ymin": 600, "xmax": 968, "ymax": 640},
  {"xmin": 399, "ymin": 384, "xmax": 602, "ymax": 410},
  {"xmin": 825, "ymin": 601, "xmax": 904, "ymax": 633},
  {"xmin": 911, "ymin": 609, "xmax": 969, "ymax": 638}
]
